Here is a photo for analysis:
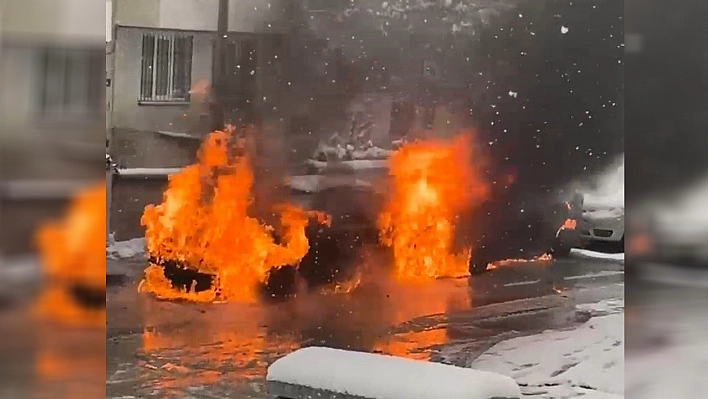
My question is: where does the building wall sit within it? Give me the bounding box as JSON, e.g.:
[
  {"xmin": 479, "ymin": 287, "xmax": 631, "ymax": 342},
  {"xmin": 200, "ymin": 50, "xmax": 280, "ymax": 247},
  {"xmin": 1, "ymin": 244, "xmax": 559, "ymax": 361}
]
[
  {"xmin": 114, "ymin": 0, "xmax": 289, "ymax": 33},
  {"xmin": 0, "ymin": 44, "xmax": 104, "ymax": 181},
  {"xmin": 112, "ymin": 26, "xmax": 213, "ymax": 134},
  {"xmin": 0, "ymin": 0, "xmax": 106, "ymax": 255},
  {"xmin": 110, "ymin": 25, "xmax": 289, "ymax": 169},
  {"xmin": 1, "ymin": 0, "xmax": 105, "ymax": 45}
]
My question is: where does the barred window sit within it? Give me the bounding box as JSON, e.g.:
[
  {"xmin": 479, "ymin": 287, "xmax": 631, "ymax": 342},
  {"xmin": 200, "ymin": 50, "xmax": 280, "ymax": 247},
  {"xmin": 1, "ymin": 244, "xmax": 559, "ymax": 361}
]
[
  {"xmin": 38, "ymin": 47, "xmax": 104, "ymax": 118},
  {"xmin": 139, "ymin": 33, "xmax": 193, "ymax": 102}
]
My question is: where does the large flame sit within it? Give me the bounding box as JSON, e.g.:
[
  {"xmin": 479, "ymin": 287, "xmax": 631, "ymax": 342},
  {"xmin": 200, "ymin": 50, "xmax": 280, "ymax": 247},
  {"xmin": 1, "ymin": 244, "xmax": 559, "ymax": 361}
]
[
  {"xmin": 140, "ymin": 128, "xmax": 328, "ymax": 303},
  {"xmin": 34, "ymin": 182, "xmax": 107, "ymax": 328},
  {"xmin": 378, "ymin": 134, "xmax": 488, "ymax": 280}
]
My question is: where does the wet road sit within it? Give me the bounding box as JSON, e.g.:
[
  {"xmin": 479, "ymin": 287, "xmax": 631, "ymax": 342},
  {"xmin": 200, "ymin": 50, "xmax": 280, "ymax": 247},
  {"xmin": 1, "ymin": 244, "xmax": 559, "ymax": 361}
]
[{"xmin": 106, "ymin": 256, "xmax": 623, "ymax": 399}]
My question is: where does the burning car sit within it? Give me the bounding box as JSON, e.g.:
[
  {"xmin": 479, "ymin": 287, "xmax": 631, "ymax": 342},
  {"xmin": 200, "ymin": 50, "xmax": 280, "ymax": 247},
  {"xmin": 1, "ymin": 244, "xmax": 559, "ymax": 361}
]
[
  {"xmin": 35, "ymin": 182, "xmax": 107, "ymax": 327},
  {"xmin": 139, "ymin": 127, "xmax": 335, "ymax": 302},
  {"xmin": 139, "ymin": 127, "xmax": 593, "ymax": 302}
]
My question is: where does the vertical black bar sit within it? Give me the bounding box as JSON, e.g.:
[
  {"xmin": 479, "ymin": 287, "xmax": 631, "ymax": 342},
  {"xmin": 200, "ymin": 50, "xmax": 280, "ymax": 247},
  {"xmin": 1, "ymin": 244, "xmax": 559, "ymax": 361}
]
[
  {"xmin": 172, "ymin": 35, "xmax": 194, "ymax": 100},
  {"xmin": 140, "ymin": 34, "xmax": 155, "ymax": 101},
  {"xmin": 40, "ymin": 48, "xmax": 50, "ymax": 113},
  {"xmin": 156, "ymin": 36, "xmax": 169, "ymax": 98},
  {"xmin": 211, "ymin": 0, "xmax": 229, "ymax": 131},
  {"xmin": 172, "ymin": 36, "xmax": 182, "ymax": 98},
  {"xmin": 89, "ymin": 48, "xmax": 103, "ymax": 115},
  {"xmin": 63, "ymin": 49, "xmax": 72, "ymax": 111},
  {"xmin": 185, "ymin": 36, "xmax": 193, "ymax": 100},
  {"xmin": 140, "ymin": 34, "xmax": 147, "ymax": 101}
]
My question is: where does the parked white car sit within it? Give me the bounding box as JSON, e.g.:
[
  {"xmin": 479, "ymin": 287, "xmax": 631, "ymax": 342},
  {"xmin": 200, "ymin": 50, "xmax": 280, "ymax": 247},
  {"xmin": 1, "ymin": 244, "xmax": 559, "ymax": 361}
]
[
  {"xmin": 578, "ymin": 195, "xmax": 625, "ymax": 250},
  {"xmin": 646, "ymin": 179, "xmax": 708, "ymax": 268}
]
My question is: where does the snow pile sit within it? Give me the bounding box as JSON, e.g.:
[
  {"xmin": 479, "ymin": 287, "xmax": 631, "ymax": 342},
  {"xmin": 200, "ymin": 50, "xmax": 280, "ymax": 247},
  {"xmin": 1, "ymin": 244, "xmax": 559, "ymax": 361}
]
[
  {"xmin": 116, "ymin": 167, "xmax": 182, "ymax": 177},
  {"xmin": 351, "ymin": 146, "xmax": 394, "ymax": 160},
  {"xmin": 625, "ymin": 293, "xmax": 708, "ymax": 399},
  {"xmin": 582, "ymin": 207, "xmax": 623, "ymax": 222},
  {"xmin": 267, "ymin": 346, "xmax": 522, "ymax": 399},
  {"xmin": 576, "ymin": 298, "xmax": 624, "ymax": 315},
  {"xmin": 306, "ymin": 158, "xmax": 389, "ymax": 171},
  {"xmin": 569, "ymin": 249, "xmax": 624, "ymax": 262},
  {"xmin": 312, "ymin": 142, "xmax": 393, "ymax": 162},
  {"xmin": 106, "ymin": 237, "xmax": 146, "ymax": 260},
  {"xmin": 627, "ymin": 342, "xmax": 708, "ymax": 399},
  {"xmin": 287, "ymin": 175, "xmax": 372, "ymax": 193},
  {"xmin": 472, "ymin": 305, "xmax": 624, "ymax": 398}
]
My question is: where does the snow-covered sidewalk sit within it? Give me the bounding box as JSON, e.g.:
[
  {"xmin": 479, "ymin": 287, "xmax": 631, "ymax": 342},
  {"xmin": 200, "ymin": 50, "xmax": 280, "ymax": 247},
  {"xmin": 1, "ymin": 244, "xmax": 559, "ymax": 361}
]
[
  {"xmin": 570, "ymin": 248, "xmax": 624, "ymax": 262},
  {"xmin": 106, "ymin": 237, "xmax": 146, "ymax": 260},
  {"xmin": 471, "ymin": 299, "xmax": 624, "ymax": 399}
]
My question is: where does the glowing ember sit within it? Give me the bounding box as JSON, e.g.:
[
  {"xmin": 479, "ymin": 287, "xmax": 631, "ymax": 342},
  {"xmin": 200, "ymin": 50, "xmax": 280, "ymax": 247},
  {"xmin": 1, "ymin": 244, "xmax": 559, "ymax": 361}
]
[
  {"xmin": 486, "ymin": 253, "xmax": 553, "ymax": 270},
  {"xmin": 627, "ymin": 233, "xmax": 651, "ymax": 256},
  {"xmin": 140, "ymin": 128, "xmax": 328, "ymax": 303},
  {"xmin": 318, "ymin": 271, "xmax": 363, "ymax": 295},
  {"xmin": 34, "ymin": 182, "xmax": 106, "ymax": 328},
  {"xmin": 378, "ymin": 134, "xmax": 488, "ymax": 280}
]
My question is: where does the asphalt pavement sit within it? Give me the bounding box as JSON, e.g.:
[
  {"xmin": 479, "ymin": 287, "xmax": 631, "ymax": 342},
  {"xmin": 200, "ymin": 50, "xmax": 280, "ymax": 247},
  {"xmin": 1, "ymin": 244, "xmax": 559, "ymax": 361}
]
[{"xmin": 105, "ymin": 256, "xmax": 624, "ymax": 399}]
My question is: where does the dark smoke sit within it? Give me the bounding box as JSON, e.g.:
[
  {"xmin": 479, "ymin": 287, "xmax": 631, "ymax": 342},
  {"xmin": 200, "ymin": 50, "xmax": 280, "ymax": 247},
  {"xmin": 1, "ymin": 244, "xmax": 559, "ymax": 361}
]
[
  {"xmin": 275, "ymin": 0, "xmax": 623, "ymax": 267},
  {"xmin": 465, "ymin": 0, "xmax": 624, "ymax": 261},
  {"xmin": 625, "ymin": 0, "xmax": 708, "ymax": 202}
]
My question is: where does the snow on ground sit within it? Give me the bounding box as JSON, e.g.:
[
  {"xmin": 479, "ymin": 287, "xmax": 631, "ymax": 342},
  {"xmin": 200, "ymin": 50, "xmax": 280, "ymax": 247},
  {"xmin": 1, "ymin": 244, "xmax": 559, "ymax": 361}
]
[
  {"xmin": 116, "ymin": 167, "xmax": 182, "ymax": 177},
  {"xmin": 570, "ymin": 248, "xmax": 624, "ymax": 262},
  {"xmin": 267, "ymin": 346, "xmax": 521, "ymax": 399},
  {"xmin": 626, "ymin": 341, "xmax": 708, "ymax": 399},
  {"xmin": 625, "ymin": 287, "xmax": 708, "ymax": 399},
  {"xmin": 471, "ymin": 300, "xmax": 624, "ymax": 399},
  {"xmin": 576, "ymin": 298, "xmax": 624, "ymax": 315},
  {"xmin": 106, "ymin": 237, "xmax": 146, "ymax": 260}
]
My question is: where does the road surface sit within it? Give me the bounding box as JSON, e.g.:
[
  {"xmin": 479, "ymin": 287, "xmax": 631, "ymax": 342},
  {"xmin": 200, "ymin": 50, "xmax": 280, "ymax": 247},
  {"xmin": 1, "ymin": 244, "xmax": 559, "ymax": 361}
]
[{"xmin": 104, "ymin": 256, "xmax": 624, "ymax": 399}]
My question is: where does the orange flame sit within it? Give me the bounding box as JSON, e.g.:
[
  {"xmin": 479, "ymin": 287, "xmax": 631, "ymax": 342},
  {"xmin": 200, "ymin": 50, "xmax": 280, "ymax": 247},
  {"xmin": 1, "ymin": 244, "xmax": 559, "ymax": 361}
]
[
  {"xmin": 557, "ymin": 201, "xmax": 578, "ymax": 236},
  {"xmin": 140, "ymin": 128, "xmax": 328, "ymax": 303},
  {"xmin": 34, "ymin": 182, "xmax": 106, "ymax": 328},
  {"xmin": 378, "ymin": 134, "xmax": 488, "ymax": 280},
  {"xmin": 486, "ymin": 253, "xmax": 553, "ymax": 270}
]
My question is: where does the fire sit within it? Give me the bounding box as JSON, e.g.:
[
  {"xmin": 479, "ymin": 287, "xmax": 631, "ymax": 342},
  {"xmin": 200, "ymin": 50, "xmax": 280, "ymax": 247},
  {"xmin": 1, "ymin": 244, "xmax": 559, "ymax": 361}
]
[
  {"xmin": 318, "ymin": 271, "xmax": 363, "ymax": 295},
  {"xmin": 557, "ymin": 201, "xmax": 578, "ymax": 236},
  {"xmin": 378, "ymin": 134, "xmax": 488, "ymax": 280},
  {"xmin": 34, "ymin": 182, "xmax": 106, "ymax": 328},
  {"xmin": 140, "ymin": 128, "xmax": 328, "ymax": 303},
  {"xmin": 486, "ymin": 253, "xmax": 553, "ymax": 270}
]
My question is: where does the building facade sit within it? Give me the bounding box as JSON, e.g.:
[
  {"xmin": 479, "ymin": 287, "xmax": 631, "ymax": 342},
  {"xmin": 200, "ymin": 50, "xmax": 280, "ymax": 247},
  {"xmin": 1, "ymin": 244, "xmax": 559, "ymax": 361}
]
[
  {"xmin": 109, "ymin": 0, "xmax": 290, "ymax": 169},
  {"xmin": 0, "ymin": 0, "xmax": 106, "ymax": 255}
]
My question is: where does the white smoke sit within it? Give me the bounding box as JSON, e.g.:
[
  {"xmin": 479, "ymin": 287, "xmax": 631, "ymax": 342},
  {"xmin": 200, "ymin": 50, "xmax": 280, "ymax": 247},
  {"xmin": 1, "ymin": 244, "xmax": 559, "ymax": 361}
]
[
  {"xmin": 575, "ymin": 154, "xmax": 625, "ymax": 209},
  {"xmin": 652, "ymin": 174, "xmax": 708, "ymax": 238}
]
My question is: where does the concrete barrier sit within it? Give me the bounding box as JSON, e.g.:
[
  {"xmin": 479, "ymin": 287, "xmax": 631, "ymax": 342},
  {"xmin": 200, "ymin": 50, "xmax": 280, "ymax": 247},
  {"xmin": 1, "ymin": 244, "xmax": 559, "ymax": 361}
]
[{"xmin": 266, "ymin": 347, "xmax": 521, "ymax": 399}]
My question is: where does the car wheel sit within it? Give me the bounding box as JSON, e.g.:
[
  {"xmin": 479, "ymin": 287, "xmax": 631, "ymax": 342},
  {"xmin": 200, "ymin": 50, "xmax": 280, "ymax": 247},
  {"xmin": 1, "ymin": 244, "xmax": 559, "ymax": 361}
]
[
  {"xmin": 617, "ymin": 234, "xmax": 625, "ymax": 252},
  {"xmin": 551, "ymin": 232, "xmax": 573, "ymax": 258},
  {"xmin": 469, "ymin": 260, "xmax": 490, "ymax": 275}
]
